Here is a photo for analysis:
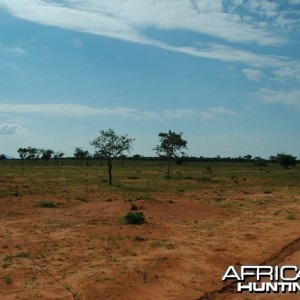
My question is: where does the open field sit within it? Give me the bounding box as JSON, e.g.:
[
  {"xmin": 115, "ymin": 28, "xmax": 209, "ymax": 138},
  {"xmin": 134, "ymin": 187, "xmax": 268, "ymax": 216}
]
[{"xmin": 0, "ymin": 160, "xmax": 300, "ymax": 299}]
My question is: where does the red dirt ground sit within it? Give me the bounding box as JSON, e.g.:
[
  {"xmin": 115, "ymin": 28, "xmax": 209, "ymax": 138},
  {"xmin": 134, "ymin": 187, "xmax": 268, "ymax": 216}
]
[{"xmin": 1, "ymin": 190, "xmax": 300, "ymax": 299}]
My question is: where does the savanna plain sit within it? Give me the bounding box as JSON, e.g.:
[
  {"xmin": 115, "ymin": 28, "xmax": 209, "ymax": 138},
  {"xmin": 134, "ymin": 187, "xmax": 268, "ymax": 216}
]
[{"xmin": 0, "ymin": 160, "xmax": 300, "ymax": 300}]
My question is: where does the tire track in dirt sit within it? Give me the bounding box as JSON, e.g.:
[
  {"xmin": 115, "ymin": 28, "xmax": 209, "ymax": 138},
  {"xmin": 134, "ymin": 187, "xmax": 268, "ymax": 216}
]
[{"xmin": 197, "ymin": 236, "xmax": 300, "ymax": 300}]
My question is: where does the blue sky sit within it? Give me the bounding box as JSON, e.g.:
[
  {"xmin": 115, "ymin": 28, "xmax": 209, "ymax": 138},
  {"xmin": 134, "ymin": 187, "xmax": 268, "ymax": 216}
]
[{"xmin": 0, "ymin": 0, "xmax": 299, "ymax": 158}]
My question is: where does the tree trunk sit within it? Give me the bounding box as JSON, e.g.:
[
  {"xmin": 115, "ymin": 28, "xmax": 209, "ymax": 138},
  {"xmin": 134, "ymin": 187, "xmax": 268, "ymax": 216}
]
[
  {"xmin": 108, "ymin": 161, "xmax": 113, "ymax": 185},
  {"xmin": 167, "ymin": 158, "xmax": 170, "ymax": 178}
]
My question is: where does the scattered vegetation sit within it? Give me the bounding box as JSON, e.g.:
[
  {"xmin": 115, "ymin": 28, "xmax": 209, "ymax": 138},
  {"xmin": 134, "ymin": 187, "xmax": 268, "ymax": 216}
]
[
  {"xmin": 123, "ymin": 212, "xmax": 145, "ymax": 225},
  {"xmin": 130, "ymin": 203, "xmax": 139, "ymax": 211},
  {"xmin": 276, "ymin": 153, "xmax": 297, "ymax": 169},
  {"xmin": 135, "ymin": 193, "xmax": 152, "ymax": 200},
  {"xmin": 4, "ymin": 275, "xmax": 13, "ymax": 285},
  {"xmin": 167, "ymin": 199, "xmax": 176, "ymax": 204},
  {"xmin": 286, "ymin": 213, "xmax": 295, "ymax": 220},
  {"xmin": 0, "ymin": 158, "xmax": 299, "ymax": 299}
]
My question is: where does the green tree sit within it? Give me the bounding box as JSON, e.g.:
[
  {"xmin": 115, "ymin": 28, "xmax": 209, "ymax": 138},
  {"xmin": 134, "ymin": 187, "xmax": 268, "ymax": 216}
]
[
  {"xmin": 276, "ymin": 153, "xmax": 297, "ymax": 169},
  {"xmin": 53, "ymin": 151, "xmax": 65, "ymax": 167},
  {"xmin": 17, "ymin": 148, "xmax": 28, "ymax": 166},
  {"xmin": 26, "ymin": 147, "xmax": 39, "ymax": 160},
  {"xmin": 74, "ymin": 147, "xmax": 90, "ymax": 166},
  {"xmin": 90, "ymin": 129, "xmax": 135, "ymax": 185},
  {"xmin": 243, "ymin": 154, "xmax": 252, "ymax": 162},
  {"xmin": 154, "ymin": 130, "xmax": 187, "ymax": 177},
  {"xmin": 0, "ymin": 154, "xmax": 7, "ymax": 161},
  {"xmin": 253, "ymin": 157, "xmax": 267, "ymax": 170},
  {"xmin": 41, "ymin": 149, "xmax": 54, "ymax": 165},
  {"xmin": 132, "ymin": 154, "xmax": 142, "ymax": 163}
]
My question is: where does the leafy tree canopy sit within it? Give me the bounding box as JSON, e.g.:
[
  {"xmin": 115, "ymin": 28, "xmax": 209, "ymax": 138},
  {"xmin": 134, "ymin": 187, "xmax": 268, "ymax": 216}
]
[
  {"xmin": 90, "ymin": 129, "xmax": 135, "ymax": 185},
  {"xmin": 154, "ymin": 130, "xmax": 187, "ymax": 177},
  {"xmin": 154, "ymin": 130, "xmax": 187, "ymax": 159},
  {"xmin": 90, "ymin": 129, "xmax": 135, "ymax": 162},
  {"xmin": 276, "ymin": 153, "xmax": 297, "ymax": 168}
]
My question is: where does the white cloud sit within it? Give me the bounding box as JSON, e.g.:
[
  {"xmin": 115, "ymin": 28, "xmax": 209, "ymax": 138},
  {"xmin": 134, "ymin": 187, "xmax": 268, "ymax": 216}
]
[
  {"xmin": 164, "ymin": 107, "xmax": 241, "ymax": 120},
  {"xmin": 0, "ymin": 0, "xmax": 298, "ymax": 69},
  {"xmin": 0, "ymin": 43, "xmax": 26, "ymax": 54},
  {"xmin": 289, "ymin": 0, "xmax": 300, "ymax": 4},
  {"xmin": 273, "ymin": 63, "xmax": 300, "ymax": 83},
  {"xmin": 255, "ymin": 88, "xmax": 300, "ymax": 108},
  {"xmin": 0, "ymin": 0, "xmax": 286, "ymax": 46},
  {"xmin": 0, "ymin": 103, "xmax": 160, "ymax": 120},
  {"xmin": 242, "ymin": 0, "xmax": 279, "ymax": 18},
  {"xmin": 0, "ymin": 123, "xmax": 31, "ymax": 136},
  {"xmin": 163, "ymin": 109, "xmax": 198, "ymax": 119},
  {"xmin": 157, "ymin": 42, "xmax": 290, "ymax": 68},
  {"xmin": 209, "ymin": 106, "xmax": 240, "ymax": 116},
  {"xmin": 201, "ymin": 107, "xmax": 241, "ymax": 119},
  {"xmin": 0, "ymin": 103, "xmax": 240, "ymax": 121},
  {"xmin": 242, "ymin": 68, "xmax": 264, "ymax": 82}
]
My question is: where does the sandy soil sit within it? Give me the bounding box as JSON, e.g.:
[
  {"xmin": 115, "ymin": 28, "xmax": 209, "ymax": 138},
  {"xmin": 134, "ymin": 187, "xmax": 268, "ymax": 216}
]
[{"xmin": 1, "ymin": 188, "xmax": 300, "ymax": 299}]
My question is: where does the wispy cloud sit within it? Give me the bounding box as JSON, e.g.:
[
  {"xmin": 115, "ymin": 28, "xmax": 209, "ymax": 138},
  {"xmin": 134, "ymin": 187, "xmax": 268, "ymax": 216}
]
[
  {"xmin": 273, "ymin": 63, "xmax": 300, "ymax": 83},
  {"xmin": 255, "ymin": 88, "xmax": 300, "ymax": 109},
  {"xmin": 150, "ymin": 41, "xmax": 283, "ymax": 67},
  {"xmin": 288, "ymin": 0, "xmax": 300, "ymax": 5},
  {"xmin": 0, "ymin": 43, "xmax": 26, "ymax": 54},
  {"xmin": 0, "ymin": 103, "xmax": 241, "ymax": 121},
  {"xmin": 0, "ymin": 0, "xmax": 297, "ymax": 69},
  {"xmin": 0, "ymin": 1, "xmax": 282, "ymax": 44},
  {"xmin": 164, "ymin": 107, "xmax": 241, "ymax": 120},
  {"xmin": 0, "ymin": 103, "xmax": 159, "ymax": 120},
  {"xmin": 0, "ymin": 123, "xmax": 31, "ymax": 136},
  {"xmin": 242, "ymin": 68, "xmax": 264, "ymax": 82}
]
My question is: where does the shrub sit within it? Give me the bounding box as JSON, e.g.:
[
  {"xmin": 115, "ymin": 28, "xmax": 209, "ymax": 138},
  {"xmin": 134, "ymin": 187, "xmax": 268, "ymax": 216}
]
[
  {"xmin": 36, "ymin": 200, "xmax": 57, "ymax": 208},
  {"xmin": 4, "ymin": 275, "xmax": 13, "ymax": 285},
  {"xmin": 123, "ymin": 212, "xmax": 145, "ymax": 225},
  {"xmin": 286, "ymin": 213, "xmax": 295, "ymax": 220},
  {"xmin": 253, "ymin": 158, "xmax": 267, "ymax": 169},
  {"xmin": 130, "ymin": 203, "xmax": 139, "ymax": 211},
  {"xmin": 127, "ymin": 175, "xmax": 140, "ymax": 180}
]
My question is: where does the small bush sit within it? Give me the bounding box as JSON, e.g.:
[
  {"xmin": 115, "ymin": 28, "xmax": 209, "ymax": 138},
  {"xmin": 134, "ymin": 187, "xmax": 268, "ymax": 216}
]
[
  {"xmin": 167, "ymin": 199, "xmax": 176, "ymax": 204},
  {"xmin": 263, "ymin": 190, "xmax": 272, "ymax": 194},
  {"xmin": 130, "ymin": 203, "xmax": 139, "ymax": 211},
  {"xmin": 4, "ymin": 275, "xmax": 13, "ymax": 285},
  {"xmin": 36, "ymin": 200, "xmax": 57, "ymax": 208},
  {"xmin": 127, "ymin": 176, "xmax": 140, "ymax": 180},
  {"xmin": 124, "ymin": 212, "xmax": 145, "ymax": 225},
  {"xmin": 135, "ymin": 194, "xmax": 152, "ymax": 200},
  {"xmin": 286, "ymin": 213, "xmax": 295, "ymax": 220},
  {"xmin": 134, "ymin": 236, "xmax": 147, "ymax": 242},
  {"xmin": 76, "ymin": 196, "xmax": 87, "ymax": 202}
]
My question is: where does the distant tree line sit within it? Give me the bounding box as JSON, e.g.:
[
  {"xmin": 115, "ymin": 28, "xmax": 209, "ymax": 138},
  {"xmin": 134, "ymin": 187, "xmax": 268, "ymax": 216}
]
[
  {"xmin": 0, "ymin": 149, "xmax": 298, "ymax": 168},
  {"xmin": 0, "ymin": 129, "xmax": 298, "ymax": 184}
]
